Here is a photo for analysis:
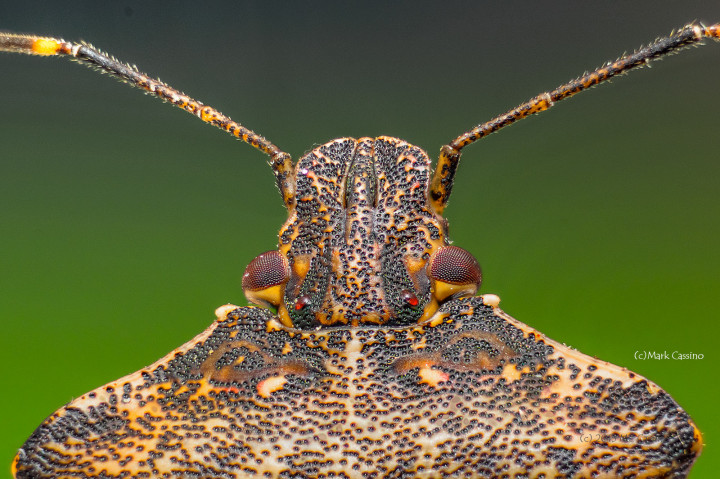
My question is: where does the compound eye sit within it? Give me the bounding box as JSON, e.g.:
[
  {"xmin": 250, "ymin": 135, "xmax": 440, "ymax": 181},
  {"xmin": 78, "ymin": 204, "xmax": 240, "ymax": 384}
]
[
  {"xmin": 428, "ymin": 245, "xmax": 482, "ymax": 302},
  {"xmin": 242, "ymin": 250, "xmax": 290, "ymax": 308}
]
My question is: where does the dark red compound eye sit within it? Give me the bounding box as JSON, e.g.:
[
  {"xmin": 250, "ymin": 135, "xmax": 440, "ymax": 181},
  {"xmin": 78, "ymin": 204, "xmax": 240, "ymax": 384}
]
[
  {"xmin": 242, "ymin": 250, "xmax": 289, "ymax": 292},
  {"xmin": 294, "ymin": 294, "xmax": 312, "ymax": 311},
  {"xmin": 401, "ymin": 289, "xmax": 419, "ymax": 307},
  {"xmin": 429, "ymin": 245, "xmax": 482, "ymax": 287},
  {"xmin": 242, "ymin": 251, "xmax": 291, "ymax": 310}
]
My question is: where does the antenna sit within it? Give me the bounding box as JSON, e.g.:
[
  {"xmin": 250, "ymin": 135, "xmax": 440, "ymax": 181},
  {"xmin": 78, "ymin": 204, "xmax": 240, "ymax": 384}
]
[
  {"xmin": 429, "ymin": 22, "xmax": 720, "ymax": 214},
  {"xmin": 0, "ymin": 33, "xmax": 296, "ymax": 208}
]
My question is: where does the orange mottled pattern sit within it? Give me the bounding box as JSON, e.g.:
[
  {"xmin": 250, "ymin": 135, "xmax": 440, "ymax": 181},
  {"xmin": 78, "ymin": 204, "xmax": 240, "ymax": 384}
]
[
  {"xmin": 12, "ymin": 138, "xmax": 702, "ymax": 478},
  {"xmin": 277, "ymin": 137, "xmax": 445, "ymax": 328},
  {"xmin": 3, "ymin": 25, "xmax": 714, "ymax": 477},
  {"xmin": 14, "ymin": 298, "xmax": 700, "ymax": 478}
]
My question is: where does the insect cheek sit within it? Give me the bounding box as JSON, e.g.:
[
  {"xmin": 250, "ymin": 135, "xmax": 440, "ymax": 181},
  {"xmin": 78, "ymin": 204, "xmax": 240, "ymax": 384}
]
[
  {"xmin": 428, "ymin": 245, "xmax": 482, "ymax": 303},
  {"xmin": 242, "ymin": 250, "xmax": 291, "ymax": 321}
]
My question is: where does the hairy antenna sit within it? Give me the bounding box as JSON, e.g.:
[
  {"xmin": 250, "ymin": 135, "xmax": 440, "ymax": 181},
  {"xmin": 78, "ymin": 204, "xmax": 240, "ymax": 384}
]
[
  {"xmin": 429, "ymin": 22, "xmax": 720, "ymax": 214},
  {"xmin": 0, "ymin": 32, "xmax": 296, "ymax": 208}
]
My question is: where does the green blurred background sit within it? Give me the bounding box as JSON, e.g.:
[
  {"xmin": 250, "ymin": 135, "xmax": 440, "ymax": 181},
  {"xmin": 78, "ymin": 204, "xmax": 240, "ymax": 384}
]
[{"xmin": 1, "ymin": 2, "xmax": 718, "ymax": 476}]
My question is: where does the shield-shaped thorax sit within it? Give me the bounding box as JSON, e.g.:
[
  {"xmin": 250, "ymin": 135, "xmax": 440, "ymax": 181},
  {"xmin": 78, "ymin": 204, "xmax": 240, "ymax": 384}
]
[{"xmin": 278, "ymin": 137, "xmax": 446, "ymax": 328}]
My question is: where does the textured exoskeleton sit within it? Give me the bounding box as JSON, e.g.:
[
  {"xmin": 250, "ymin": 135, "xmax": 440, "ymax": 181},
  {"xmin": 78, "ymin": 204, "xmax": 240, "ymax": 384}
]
[{"xmin": 3, "ymin": 24, "xmax": 715, "ymax": 478}]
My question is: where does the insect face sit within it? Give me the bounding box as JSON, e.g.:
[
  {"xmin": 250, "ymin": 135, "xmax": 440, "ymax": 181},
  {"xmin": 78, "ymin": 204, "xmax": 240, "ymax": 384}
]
[
  {"xmin": 243, "ymin": 137, "xmax": 481, "ymax": 329},
  {"xmin": 2, "ymin": 17, "xmax": 717, "ymax": 479}
]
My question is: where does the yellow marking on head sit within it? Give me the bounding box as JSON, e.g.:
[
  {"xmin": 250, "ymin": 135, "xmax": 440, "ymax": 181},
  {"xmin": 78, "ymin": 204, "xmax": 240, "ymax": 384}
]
[
  {"xmin": 404, "ymin": 255, "xmax": 426, "ymax": 276},
  {"xmin": 417, "ymin": 297, "xmax": 439, "ymax": 324},
  {"xmin": 433, "ymin": 280, "xmax": 476, "ymax": 302},
  {"xmin": 32, "ymin": 38, "xmax": 61, "ymax": 55},
  {"xmin": 257, "ymin": 375, "xmax": 287, "ymax": 398},
  {"xmin": 276, "ymin": 306, "xmax": 294, "ymax": 328},
  {"xmin": 292, "ymin": 255, "xmax": 311, "ymax": 278},
  {"xmin": 418, "ymin": 366, "xmax": 449, "ymax": 387},
  {"xmin": 245, "ymin": 284, "xmax": 284, "ymax": 308}
]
